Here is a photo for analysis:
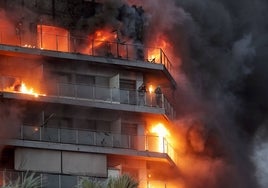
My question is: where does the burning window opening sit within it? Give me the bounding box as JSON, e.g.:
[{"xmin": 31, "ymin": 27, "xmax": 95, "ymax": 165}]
[
  {"xmin": 37, "ymin": 25, "xmax": 69, "ymax": 52},
  {"xmin": 3, "ymin": 80, "xmax": 46, "ymax": 98},
  {"xmin": 150, "ymin": 123, "xmax": 170, "ymax": 153}
]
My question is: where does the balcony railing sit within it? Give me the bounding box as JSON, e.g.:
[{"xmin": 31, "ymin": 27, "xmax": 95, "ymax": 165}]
[
  {"xmin": 0, "ymin": 30, "xmax": 175, "ymax": 80},
  {"xmin": 46, "ymin": 83, "xmax": 176, "ymax": 119},
  {"xmin": 10, "ymin": 124, "xmax": 179, "ymax": 166},
  {"xmin": 0, "ymin": 75, "xmax": 176, "ymax": 120}
]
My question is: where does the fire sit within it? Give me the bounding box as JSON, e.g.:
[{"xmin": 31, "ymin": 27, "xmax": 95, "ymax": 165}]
[
  {"xmin": 148, "ymin": 85, "xmax": 154, "ymax": 93},
  {"xmin": 4, "ymin": 81, "xmax": 45, "ymax": 98},
  {"xmin": 37, "ymin": 25, "xmax": 69, "ymax": 52},
  {"xmin": 90, "ymin": 29, "xmax": 117, "ymax": 50},
  {"xmin": 151, "ymin": 123, "xmax": 169, "ymax": 138},
  {"xmin": 93, "ymin": 29, "xmax": 117, "ymax": 43},
  {"xmin": 147, "ymin": 34, "xmax": 172, "ymax": 63},
  {"xmin": 151, "ymin": 123, "xmax": 169, "ymax": 152}
]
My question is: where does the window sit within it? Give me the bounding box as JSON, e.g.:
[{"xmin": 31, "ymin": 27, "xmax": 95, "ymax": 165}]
[
  {"xmin": 120, "ymin": 79, "xmax": 136, "ymax": 90},
  {"xmin": 76, "ymin": 74, "xmax": 95, "ymax": 85}
]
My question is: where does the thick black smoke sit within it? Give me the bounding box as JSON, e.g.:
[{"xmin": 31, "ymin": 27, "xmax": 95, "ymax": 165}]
[
  {"xmin": 126, "ymin": 0, "xmax": 268, "ymax": 187},
  {"xmin": 1, "ymin": 0, "xmax": 268, "ymax": 187}
]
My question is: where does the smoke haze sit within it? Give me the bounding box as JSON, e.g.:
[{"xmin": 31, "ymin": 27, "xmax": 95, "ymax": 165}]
[
  {"xmin": 125, "ymin": 0, "xmax": 268, "ymax": 187},
  {"xmin": 1, "ymin": 0, "xmax": 268, "ymax": 187}
]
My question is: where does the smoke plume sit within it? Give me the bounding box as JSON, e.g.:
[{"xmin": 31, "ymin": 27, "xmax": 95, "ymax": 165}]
[
  {"xmin": 126, "ymin": 0, "xmax": 268, "ymax": 187},
  {"xmin": 1, "ymin": 0, "xmax": 268, "ymax": 187}
]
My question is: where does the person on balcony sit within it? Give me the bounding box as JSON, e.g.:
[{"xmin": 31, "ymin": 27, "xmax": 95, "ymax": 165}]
[
  {"xmin": 154, "ymin": 85, "xmax": 162, "ymax": 107},
  {"xmin": 138, "ymin": 83, "xmax": 147, "ymax": 105}
]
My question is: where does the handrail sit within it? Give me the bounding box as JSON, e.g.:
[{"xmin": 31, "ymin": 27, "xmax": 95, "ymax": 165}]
[
  {"xmin": 0, "ymin": 30, "xmax": 175, "ymax": 81},
  {"xmin": 0, "ymin": 75, "xmax": 176, "ymax": 120},
  {"xmin": 11, "ymin": 124, "xmax": 179, "ymax": 166}
]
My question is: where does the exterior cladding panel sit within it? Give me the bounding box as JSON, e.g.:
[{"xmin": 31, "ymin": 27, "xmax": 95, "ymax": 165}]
[{"xmin": 15, "ymin": 148, "xmax": 107, "ymax": 177}]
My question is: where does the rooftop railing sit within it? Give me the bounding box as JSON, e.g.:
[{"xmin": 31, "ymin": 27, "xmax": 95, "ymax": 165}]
[
  {"xmin": 0, "ymin": 30, "xmax": 175, "ymax": 80},
  {"xmin": 10, "ymin": 124, "xmax": 179, "ymax": 167}
]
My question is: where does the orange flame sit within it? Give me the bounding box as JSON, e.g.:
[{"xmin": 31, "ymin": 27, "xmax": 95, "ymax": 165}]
[
  {"xmin": 148, "ymin": 85, "xmax": 154, "ymax": 94},
  {"xmin": 4, "ymin": 81, "xmax": 45, "ymax": 98},
  {"xmin": 147, "ymin": 34, "xmax": 172, "ymax": 63},
  {"xmin": 91, "ymin": 29, "xmax": 117, "ymax": 48},
  {"xmin": 151, "ymin": 123, "xmax": 169, "ymax": 152}
]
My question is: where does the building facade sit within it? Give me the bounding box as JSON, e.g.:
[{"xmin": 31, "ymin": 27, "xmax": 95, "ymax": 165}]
[{"xmin": 0, "ymin": 0, "xmax": 180, "ymax": 187}]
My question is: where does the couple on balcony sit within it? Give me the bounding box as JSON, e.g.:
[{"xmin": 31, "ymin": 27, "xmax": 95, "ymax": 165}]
[{"xmin": 138, "ymin": 84, "xmax": 162, "ymax": 107}]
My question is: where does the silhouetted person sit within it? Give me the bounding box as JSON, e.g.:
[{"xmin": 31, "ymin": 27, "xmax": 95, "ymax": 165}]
[
  {"xmin": 138, "ymin": 83, "xmax": 146, "ymax": 105},
  {"xmin": 154, "ymin": 85, "xmax": 162, "ymax": 107}
]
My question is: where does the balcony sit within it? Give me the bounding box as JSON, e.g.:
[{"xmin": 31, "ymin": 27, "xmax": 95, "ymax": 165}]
[
  {"xmin": 46, "ymin": 83, "xmax": 176, "ymax": 119},
  {"xmin": 0, "ymin": 29, "xmax": 176, "ymax": 87},
  {"xmin": 8, "ymin": 124, "xmax": 179, "ymax": 167},
  {"xmin": 0, "ymin": 76, "xmax": 176, "ymax": 120}
]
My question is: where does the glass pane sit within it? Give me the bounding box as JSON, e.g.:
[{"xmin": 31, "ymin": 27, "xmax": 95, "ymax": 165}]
[{"xmin": 61, "ymin": 175, "xmax": 77, "ymax": 188}]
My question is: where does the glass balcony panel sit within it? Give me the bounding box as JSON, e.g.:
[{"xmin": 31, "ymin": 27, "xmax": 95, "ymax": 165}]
[
  {"xmin": 147, "ymin": 136, "xmax": 162, "ymax": 152},
  {"xmin": 60, "ymin": 129, "xmax": 76, "ymax": 144},
  {"xmin": 119, "ymin": 90, "xmax": 129, "ymax": 104},
  {"xmin": 77, "ymin": 130, "xmax": 95, "ymax": 145},
  {"xmin": 113, "ymin": 134, "xmax": 129, "ymax": 148},
  {"xmin": 58, "ymin": 84, "xmax": 75, "ymax": 97},
  {"xmin": 76, "ymin": 85, "xmax": 94, "ymax": 99},
  {"xmin": 42, "ymin": 127, "xmax": 59, "ymax": 142},
  {"xmin": 95, "ymin": 87, "xmax": 110, "ymax": 101},
  {"xmin": 23, "ymin": 126, "xmax": 40, "ymax": 140},
  {"xmin": 61, "ymin": 175, "xmax": 77, "ymax": 188},
  {"xmin": 42, "ymin": 174, "xmax": 59, "ymax": 188},
  {"xmin": 95, "ymin": 132, "xmax": 112, "ymax": 147},
  {"xmin": 111, "ymin": 88, "xmax": 120, "ymax": 103}
]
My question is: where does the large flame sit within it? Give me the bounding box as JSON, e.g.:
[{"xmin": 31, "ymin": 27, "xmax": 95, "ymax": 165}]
[
  {"xmin": 147, "ymin": 34, "xmax": 172, "ymax": 63},
  {"xmin": 4, "ymin": 81, "xmax": 45, "ymax": 98},
  {"xmin": 151, "ymin": 123, "xmax": 169, "ymax": 152},
  {"xmin": 92, "ymin": 29, "xmax": 117, "ymax": 48}
]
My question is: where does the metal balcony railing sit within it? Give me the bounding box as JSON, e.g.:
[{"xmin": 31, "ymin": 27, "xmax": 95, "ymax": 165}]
[
  {"xmin": 10, "ymin": 124, "xmax": 179, "ymax": 166},
  {"xmin": 0, "ymin": 75, "xmax": 176, "ymax": 120},
  {"xmin": 47, "ymin": 83, "xmax": 176, "ymax": 119},
  {"xmin": 0, "ymin": 30, "xmax": 175, "ymax": 80}
]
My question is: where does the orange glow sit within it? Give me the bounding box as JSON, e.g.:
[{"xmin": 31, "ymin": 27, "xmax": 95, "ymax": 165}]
[
  {"xmin": 4, "ymin": 81, "xmax": 45, "ymax": 97},
  {"xmin": 148, "ymin": 85, "xmax": 154, "ymax": 93},
  {"xmin": 81, "ymin": 28, "xmax": 118, "ymax": 55},
  {"xmin": 147, "ymin": 34, "xmax": 172, "ymax": 63},
  {"xmin": 151, "ymin": 123, "xmax": 169, "ymax": 152},
  {"xmin": 147, "ymin": 48, "xmax": 160, "ymax": 63},
  {"xmin": 151, "ymin": 123, "xmax": 169, "ymax": 138},
  {"xmin": 93, "ymin": 29, "xmax": 117, "ymax": 46},
  {"xmin": 37, "ymin": 25, "xmax": 69, "ymax": 52}
]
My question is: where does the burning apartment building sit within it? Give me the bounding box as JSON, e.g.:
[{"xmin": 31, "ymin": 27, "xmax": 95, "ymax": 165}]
[{"xmin": 0, "ymin": 0, "xmax": 180, "ymax": 187}]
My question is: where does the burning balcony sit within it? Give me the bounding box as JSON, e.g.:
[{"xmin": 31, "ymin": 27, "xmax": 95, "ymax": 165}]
[
  {"xmin": 0, "ymin": 25, "xmax": 175, "ymax": 84},
  {"xmin": 0, "ymin": 76, "xmax": 176, "ymax": 120}
]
